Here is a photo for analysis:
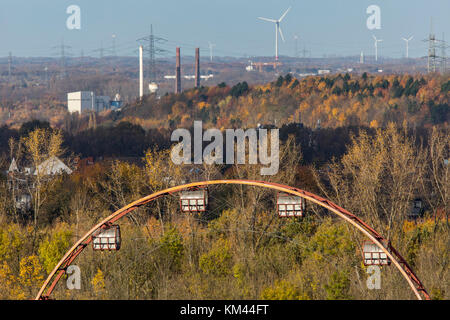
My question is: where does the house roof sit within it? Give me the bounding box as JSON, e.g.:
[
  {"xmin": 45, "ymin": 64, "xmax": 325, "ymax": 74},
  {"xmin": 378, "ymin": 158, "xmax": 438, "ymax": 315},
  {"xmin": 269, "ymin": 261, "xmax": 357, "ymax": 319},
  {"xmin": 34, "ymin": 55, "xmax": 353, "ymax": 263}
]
[
  {"xmin": 34, "ymin": 156, "xmax": 73, "ymax": 176},
  {"xmin": 8, "ymin": 158, "xmax": 18, "ymax": 172}
]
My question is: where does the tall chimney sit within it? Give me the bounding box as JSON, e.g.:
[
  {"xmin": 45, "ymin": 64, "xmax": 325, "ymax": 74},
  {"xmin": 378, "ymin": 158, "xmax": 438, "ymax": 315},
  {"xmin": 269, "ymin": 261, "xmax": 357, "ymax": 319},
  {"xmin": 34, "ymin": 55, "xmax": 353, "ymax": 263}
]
[
  {"xmin": 175, "ymin": 47, "xmax": 181, "ymax": 94},
  {"xmin": 139, "ymin": 45, "xmax": 144, "ymax": 99},
  {"xmin": 195, "ymin": 48, "xmax": 200, "ymax": 88}
]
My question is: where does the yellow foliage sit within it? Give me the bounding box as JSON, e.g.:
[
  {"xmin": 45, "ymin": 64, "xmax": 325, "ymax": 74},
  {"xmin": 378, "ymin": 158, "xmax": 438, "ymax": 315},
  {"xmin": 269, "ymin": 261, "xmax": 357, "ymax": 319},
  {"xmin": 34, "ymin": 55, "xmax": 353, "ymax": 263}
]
[
  {"xmin": 332, "ymin": 108, "xmax": 339, "ymax": 117},
  {"xmin": 299, "ymin": 102, "xmax": 309, "ymax": 113},
  {"xmin": 91, "ymin": 268, "xmax": 106, "ymax": 297},
  {"xmin": 402, "ymin": 220, "xmax": 417, "ymax": 234},
  {"xmin": 197, "ymin": 101, "xmax": 210, "ymax": 110},
  {"xmin": 38, "ymin": 226, "xmax": 73, "ymax": 274},
  {"xmin": 144, "ymin": 147, "xmax": 184, "ymax": 191},
  {"xmin": 0, "ymin": 224, "xmax": 25, "ymax": 262},
  {"xmin": 318, "ymin": 82, "xmax": 327, "ymax": 91},
  {"xmin": 199, "ymin": 238, "xmax": 232, "ymax": 277},
  {"xmin": 260, "ymin": 280, "xmax": 310, "ymax": 300},
  {"xmin": 18, "ymin": 255, "xmax": 44, "ymax": 296},
  {"xmin": 0, "ymin": 262, "xmax": 15, "ymax": 299}
]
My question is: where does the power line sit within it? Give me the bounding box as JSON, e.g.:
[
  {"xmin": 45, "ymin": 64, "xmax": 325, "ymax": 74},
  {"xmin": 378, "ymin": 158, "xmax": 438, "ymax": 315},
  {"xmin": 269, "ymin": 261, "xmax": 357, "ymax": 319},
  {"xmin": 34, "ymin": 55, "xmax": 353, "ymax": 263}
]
[
  {"xmin": 137, "ymin": 24, "xmax": 168, "ymax": 82},
  {"xmin": 302, "ymin": 45, "xmax": 310, "ymax": 58},
  {"xmin": 423, "ymin": 18, "xmax": 440, "ymax": 73},
  {"xmin": 441, "ymin": 33, "xmax": 448, "ymax": 73},
  {"xmin": 93, "ymin": 41, "xmax": 104, "ymax": 60},
  {"xmin": 8, "ymin": 52, "xmax": 12, "ymax": 81},
  {"xmin": 52, "ymin": 39, "xmax": 72, "ymax": 79}
]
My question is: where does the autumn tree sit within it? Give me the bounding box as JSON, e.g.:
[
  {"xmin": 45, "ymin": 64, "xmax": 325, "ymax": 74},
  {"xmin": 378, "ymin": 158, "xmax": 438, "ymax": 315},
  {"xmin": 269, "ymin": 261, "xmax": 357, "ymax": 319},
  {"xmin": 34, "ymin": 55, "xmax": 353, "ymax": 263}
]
[
  {"xmin": 22, "ymin": 128, "xmax": 65, "ymax": 230},
  {"xmin": 313, "ymin": 123, "xmax": 426, "ymax": 238},
  {"xmin": 224, "ymin": 135, "xmax": 302, "ymax": 251},
  {"xmin": 422, "ymin": 127, "xmax": 449, "ymax": 224}
]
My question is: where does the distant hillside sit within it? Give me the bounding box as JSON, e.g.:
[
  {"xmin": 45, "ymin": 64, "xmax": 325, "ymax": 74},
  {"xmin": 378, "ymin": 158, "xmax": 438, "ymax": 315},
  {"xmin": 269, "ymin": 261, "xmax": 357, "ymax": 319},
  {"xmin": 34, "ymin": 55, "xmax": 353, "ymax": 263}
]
[{"xmin": 118, "ymin": 73, "xmax": 449, "ymax": 130}]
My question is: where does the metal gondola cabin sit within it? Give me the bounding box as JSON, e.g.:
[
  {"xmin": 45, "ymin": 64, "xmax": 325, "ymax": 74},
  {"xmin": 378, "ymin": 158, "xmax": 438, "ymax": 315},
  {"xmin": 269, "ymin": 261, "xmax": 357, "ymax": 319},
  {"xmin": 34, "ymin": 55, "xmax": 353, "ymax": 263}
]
[
  {"xmin": 179, "ymin": 188, "xmax": 208, "ymax": 213},
  {"xmin": 92, "ymin": 224, "xmax": 121, "ymax": 251},
  {"xmin": 362, "ymin": 239, "xmax": 391, "ymax": 266},
  {"xmin": 277, "ymin": 192, "xmax": 305, "ymax": 217}
]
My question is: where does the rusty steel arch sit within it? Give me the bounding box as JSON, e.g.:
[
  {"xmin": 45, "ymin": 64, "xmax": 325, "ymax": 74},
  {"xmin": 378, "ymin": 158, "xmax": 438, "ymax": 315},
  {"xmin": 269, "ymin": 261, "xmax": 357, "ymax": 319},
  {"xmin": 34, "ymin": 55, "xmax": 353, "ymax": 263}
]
[{"xmin": 35, "ymin": 179, "xmax": 430, "ymax": 300}]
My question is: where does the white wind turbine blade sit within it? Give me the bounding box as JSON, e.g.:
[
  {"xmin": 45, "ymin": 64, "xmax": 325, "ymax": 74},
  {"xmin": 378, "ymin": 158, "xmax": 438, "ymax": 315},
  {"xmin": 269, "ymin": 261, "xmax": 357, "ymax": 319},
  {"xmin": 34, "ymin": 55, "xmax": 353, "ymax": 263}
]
[
  {"xmin": 373, "ymin": 35, "xmax": 377, "ymax": 41},
  {"xmin": 258, "ymin": 17, "xmax": 277, "ymax": 23},
  {"xmin": 408, "ymin": 36, "xmax": 414, "ymax": 41},
  {"xmin": 279, "ymin": 26, "xmax": 285, "ymax": 42},
  {"xmin": 278, "ymin": 7, "xmax": 291, "ymax": 22}
]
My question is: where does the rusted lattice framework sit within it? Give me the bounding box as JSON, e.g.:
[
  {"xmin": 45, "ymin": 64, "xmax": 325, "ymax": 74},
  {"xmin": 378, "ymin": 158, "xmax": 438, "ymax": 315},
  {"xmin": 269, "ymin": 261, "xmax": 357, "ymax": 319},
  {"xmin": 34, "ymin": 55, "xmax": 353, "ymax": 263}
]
[{"xmin": 35, "ymin": 180, "xmax": 430, "ymax": 300}]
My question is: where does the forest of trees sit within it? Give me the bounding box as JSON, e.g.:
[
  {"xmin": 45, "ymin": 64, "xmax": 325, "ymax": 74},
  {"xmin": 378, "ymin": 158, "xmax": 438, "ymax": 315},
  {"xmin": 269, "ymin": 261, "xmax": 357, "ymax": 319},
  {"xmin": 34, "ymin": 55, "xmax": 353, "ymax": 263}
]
[
  {"xmin": 0, "ymin": 72, "xmax": 448, "ymax": 300},
  {"xmin": 119, "ymin": 73, "xmax": 449, "ymax": 130},
  {"xmin": 0, "ymin": 122, "xmax": 448, "ymax": 300},
  {"xmin": 0, "ymin": 73, "xmax": 448, "ymax": 140}
]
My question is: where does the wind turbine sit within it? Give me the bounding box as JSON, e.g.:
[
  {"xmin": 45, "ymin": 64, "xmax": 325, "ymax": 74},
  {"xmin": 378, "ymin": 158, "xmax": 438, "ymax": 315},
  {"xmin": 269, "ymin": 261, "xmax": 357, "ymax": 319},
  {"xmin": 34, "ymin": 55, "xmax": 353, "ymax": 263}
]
[
  {"xmin": 208, "ymin": 42, "xmax": 216, "ymax": 62},
  {"xmin": 112, "ymin": 34, "xmax": 117, "ymax": 57},
  {"xmin": 402, "ymin": 36, "xmax": 413, "ymax": 58},
  {"xmin": 373, "ymin": 35, "xmax": 382, "ymax": 62},
  {"xmin": 293, "ymin": 34, "xmax": 299, "ymax": 58},
  {"xmin": 258, "ymin": 7, "xmax": 291, "ymax": 61}
]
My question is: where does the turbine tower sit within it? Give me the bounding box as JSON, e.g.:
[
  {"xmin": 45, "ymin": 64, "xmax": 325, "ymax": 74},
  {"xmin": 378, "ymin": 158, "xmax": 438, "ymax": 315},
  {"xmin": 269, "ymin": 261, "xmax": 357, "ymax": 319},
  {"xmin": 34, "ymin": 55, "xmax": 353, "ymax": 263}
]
[
  {"xmin": 293, "ymin": 34, "xmax": 299, "ymax": 58},
  {"xmin": 373, "ymin": 35, "xmax": 382, "ymax": 62},
  {"xmin": 112, "ymin": 34, "xmax": 117, "ymax": 57},
  {"xmin": 258, "ymin": 7, "xmax": 291, "ymax": 61},
  {"xmin": 208, "ymin": 42, "xmax": 216, "ymax": 62},
  {"xmin": 402, "ymin": 36, "xmax": 413, "ymax": 58}
]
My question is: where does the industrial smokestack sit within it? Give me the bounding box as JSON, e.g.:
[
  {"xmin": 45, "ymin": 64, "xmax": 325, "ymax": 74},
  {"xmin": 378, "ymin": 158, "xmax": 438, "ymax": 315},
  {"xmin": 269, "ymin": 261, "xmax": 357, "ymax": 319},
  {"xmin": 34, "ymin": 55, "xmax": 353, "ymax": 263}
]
[
  {"xmin": 139, "ymin": 45, "xmax": 144, "ymax": 99},
  {"xmin": 195, "ymin": 48, "xmax": 200, "ymax": 88},
  {"xmin": 175, "ymin": 47, "xmax": 181, "ymax": 94}
]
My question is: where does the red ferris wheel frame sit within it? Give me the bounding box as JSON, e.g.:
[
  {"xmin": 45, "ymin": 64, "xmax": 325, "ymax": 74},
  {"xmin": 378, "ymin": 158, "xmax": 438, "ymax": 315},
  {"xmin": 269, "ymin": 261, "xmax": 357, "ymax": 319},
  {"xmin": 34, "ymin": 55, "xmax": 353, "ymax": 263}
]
[{"xmin": 35, "ymin": 179, "xmax": 430, "ymax": 300}]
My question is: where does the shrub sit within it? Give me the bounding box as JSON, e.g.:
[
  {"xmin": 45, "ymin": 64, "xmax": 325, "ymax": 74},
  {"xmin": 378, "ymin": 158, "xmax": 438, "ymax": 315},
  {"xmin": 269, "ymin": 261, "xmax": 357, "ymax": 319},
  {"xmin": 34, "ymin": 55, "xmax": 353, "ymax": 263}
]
[
  {"xmin": 199, "ymin": 238, "xmax": 232, "ymax": 277},
  {"xmin": 38, "ymin": 227, "xmax": 73, "ymax": 274},
  {"xmin": 324, "ymin": 270, "xmax": 351, "ymax": 300},
  {"xmin": 158, "ymin": 227, "xmax": 184, "ymax": 271}
]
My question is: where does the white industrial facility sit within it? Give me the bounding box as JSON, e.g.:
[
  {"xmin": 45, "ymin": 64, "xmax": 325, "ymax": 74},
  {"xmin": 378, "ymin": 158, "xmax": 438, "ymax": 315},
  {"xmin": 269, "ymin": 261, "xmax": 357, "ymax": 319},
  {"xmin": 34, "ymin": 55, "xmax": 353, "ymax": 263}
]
[{"xmin": 67, "ymin": 91, "xmax": 122, "ymax": 114}]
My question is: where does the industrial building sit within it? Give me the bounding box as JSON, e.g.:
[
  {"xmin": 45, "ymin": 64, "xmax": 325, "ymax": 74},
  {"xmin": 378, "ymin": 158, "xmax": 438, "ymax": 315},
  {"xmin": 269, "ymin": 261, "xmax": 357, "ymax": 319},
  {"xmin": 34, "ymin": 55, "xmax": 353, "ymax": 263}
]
[{"xmin": 67, "ymin": 91, "xmax": 122, "ymax": 114}]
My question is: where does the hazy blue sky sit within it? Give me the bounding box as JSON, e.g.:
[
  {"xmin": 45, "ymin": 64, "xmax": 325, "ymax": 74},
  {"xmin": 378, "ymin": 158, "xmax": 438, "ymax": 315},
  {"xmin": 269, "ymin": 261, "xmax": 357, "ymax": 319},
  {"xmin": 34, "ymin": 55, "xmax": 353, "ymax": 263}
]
[{"xmin": 1, "ymin": 0, "xmax": 449, "ymax": 58}]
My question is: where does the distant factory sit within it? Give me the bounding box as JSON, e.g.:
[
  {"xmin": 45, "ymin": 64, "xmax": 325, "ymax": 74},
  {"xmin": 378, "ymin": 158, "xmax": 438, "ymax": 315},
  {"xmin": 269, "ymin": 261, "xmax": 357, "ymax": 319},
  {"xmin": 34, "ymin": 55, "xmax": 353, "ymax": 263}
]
[
  {"xmin": 139, "ymin": 46, "xmax": 213, "ymax": 97},
  {"xmin": 164, "ymin": 74, "xmax": 214, "ymax": 80},
  {"xmin": 67, "ymin": 91, "xmax": 122, "ymax": 114},
  {"xmin": 164, "ymin": 47, "xmax": 207, "ymax": 94}
]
